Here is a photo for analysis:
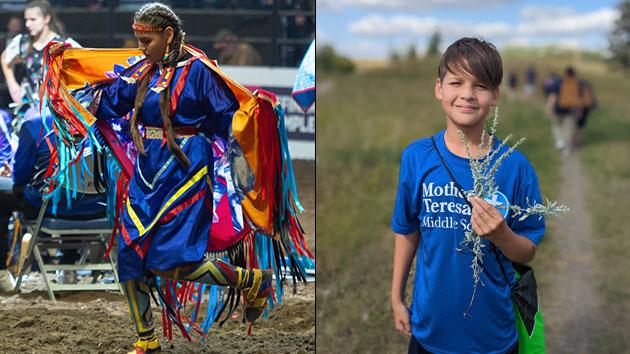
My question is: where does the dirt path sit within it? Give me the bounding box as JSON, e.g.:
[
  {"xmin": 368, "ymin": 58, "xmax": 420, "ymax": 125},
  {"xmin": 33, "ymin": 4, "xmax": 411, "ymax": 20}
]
[{"xmin": 541, "ymin": 151, "xmax": 606, "ymax": 353}]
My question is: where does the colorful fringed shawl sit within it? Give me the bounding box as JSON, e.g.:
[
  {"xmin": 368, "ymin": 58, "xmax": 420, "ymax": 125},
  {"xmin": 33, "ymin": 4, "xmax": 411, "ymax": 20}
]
[{"xmin": 40, "ymin": 42, "xmax": 314, "ymax": 339}]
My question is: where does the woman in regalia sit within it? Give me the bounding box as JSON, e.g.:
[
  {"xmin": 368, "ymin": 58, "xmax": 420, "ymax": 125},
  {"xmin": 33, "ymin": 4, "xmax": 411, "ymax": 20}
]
[{"xmin": 79, "ymin": 3, "xmax": 272, "ymax": 353}]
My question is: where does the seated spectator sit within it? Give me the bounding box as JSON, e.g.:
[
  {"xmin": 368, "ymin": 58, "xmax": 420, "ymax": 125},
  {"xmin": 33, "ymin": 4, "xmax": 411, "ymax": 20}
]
[{"xmin": 0, "ymin": 111, "xmax": 106, "ymax": 291}]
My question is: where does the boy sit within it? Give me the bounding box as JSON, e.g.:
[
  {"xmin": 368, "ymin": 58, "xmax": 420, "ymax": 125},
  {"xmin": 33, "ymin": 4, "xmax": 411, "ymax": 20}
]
[{"xmin": 390, "ymin": 37, "xmax": 545, "ymax": 354}]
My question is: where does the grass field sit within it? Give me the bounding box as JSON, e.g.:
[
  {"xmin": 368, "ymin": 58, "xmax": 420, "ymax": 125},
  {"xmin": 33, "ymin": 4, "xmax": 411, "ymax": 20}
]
[
  {"xmin": 577, "ymin": 65, "xmax": 630, "ymax": 351},
  {"xmin": 317, "ymin": 56, "xmax": 630, "ymax": 353}
]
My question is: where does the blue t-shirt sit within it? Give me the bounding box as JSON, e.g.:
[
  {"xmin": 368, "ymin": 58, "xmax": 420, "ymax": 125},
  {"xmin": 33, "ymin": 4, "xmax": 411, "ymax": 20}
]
[{"xmin": 391, "ymin": 130, "xmax": 545, "ymax": 354}]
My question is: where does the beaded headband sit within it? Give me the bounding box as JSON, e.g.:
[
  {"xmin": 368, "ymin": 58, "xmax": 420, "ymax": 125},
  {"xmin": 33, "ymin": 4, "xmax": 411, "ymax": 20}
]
[{"xmin": 132, "ymin": 22, "xmax": 164, "ymax": 32}]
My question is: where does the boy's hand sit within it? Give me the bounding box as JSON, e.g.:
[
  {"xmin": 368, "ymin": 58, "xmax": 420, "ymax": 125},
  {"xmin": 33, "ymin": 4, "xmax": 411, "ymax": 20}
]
[
  {"xmin": 469, "ymin": 196, "xmax": 509, "ymax": 244},
  {"xmin": 392, "ymin": 300, "xmax": 412, "ymax": 336}
]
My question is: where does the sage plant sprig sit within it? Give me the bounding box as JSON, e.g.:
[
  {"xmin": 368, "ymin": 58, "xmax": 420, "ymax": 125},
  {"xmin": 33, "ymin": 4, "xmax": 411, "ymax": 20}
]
[
  {"xmin": 458, "ymin": 107, "xmax": 569, "ymax": 317},
  {"xmin": 510, "ymin": 197, "xmax": 570, "ymax": 222}
]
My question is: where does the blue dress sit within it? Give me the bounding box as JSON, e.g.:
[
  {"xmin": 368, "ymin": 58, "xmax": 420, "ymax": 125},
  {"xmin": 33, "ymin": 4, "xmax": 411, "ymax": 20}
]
[{"xmin": 95, "ymin": 59, "xmax": 239, "ymax": 281}]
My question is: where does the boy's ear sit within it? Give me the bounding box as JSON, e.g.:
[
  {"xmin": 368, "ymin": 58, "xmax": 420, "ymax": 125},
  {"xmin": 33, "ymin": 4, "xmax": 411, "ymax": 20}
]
[
  {"xmin": 435, "ymin": 78, "xmax": 443, "ymax": 100},
  {"xmin": 492, "ymin": 87, "xmax": 500, "ymax": 106}
]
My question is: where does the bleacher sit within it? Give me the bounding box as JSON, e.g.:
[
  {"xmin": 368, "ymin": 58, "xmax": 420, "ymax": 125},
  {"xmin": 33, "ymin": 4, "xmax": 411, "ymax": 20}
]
[{"xmin": 0, "ymin": 0, "xmax": 314, "ymax": 67}]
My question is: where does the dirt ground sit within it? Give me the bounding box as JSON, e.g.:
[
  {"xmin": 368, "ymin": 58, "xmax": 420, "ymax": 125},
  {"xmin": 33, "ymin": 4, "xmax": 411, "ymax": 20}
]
[{"xmin": 0, "ymin": 160, "xmax": 315, "ymax": 354}]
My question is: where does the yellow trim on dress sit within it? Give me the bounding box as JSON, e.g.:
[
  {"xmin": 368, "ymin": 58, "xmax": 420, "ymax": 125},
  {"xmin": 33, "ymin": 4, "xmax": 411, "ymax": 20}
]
[{"xmin": 127, "ymin": 166, "xmax": 209, "ymax": 236}]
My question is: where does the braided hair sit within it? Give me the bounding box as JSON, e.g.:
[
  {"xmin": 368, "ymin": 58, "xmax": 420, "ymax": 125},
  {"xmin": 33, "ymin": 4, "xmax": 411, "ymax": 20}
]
[{"xmin": 130, "ymin": 2, "xmax": 190, "ymax": 168}]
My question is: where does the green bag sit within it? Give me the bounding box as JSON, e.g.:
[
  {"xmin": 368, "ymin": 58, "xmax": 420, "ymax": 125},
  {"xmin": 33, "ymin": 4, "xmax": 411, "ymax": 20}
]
[{"xmin": 492, "ymin": 248, "xmax": 546, "ymax": 354}]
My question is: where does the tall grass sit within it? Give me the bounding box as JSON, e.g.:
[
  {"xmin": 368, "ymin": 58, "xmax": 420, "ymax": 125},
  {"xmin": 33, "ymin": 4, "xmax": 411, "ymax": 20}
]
[{"xmin": 578, "ymin": 65, "xmax": 630, "ymax": 351}]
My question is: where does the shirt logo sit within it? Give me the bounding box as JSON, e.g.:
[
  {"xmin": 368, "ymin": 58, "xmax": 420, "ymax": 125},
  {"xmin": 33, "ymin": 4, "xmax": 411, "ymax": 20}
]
[{"xmin": 484, "ymin": 191, "xmax": 510, "ymax": 218}]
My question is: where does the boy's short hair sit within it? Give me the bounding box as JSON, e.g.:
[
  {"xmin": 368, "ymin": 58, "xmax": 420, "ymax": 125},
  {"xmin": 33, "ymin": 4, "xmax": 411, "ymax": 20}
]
[{"xmin": 438, "ymin": 37, "xmax": 503, "ymax": 90}]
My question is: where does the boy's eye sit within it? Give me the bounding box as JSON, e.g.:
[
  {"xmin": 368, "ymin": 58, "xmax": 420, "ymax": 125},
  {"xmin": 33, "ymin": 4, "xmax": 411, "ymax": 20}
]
[{"xmin": 476, "ymin": 84, "xmax": 487, "ymax": 89}]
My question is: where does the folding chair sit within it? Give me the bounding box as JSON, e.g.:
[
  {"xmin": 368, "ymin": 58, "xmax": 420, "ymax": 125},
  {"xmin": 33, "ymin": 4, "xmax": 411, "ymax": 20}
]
[{"xmin": 13, "ymin": 150, "xmax": 122, "ymax": 301}]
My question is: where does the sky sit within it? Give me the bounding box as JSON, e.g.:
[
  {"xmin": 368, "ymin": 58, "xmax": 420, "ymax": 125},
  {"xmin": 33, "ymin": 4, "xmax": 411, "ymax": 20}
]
[{"xmin": 316, "ymin": 0, "xmax": 622, "ymax": 59}]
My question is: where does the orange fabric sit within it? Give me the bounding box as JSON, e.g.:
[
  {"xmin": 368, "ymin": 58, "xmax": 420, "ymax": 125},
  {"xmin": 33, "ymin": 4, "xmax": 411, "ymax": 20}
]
[
  {"xmin": 191, "ymin": 45, "xmax": 272, "ymax": 232},
  {"xmin": 58, "ymin": 48, "xmax": 143, "ymax": 89}
]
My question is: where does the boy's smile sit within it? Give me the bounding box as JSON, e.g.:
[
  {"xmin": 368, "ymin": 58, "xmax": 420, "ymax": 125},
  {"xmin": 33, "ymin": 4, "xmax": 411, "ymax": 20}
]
[
  {"xmin": 435, "ymin": 70, "xmax": 498, "ymax": 130},
  {"xmin": 455, "ymin": 104, "xmax": 480, "ymax": 113}
]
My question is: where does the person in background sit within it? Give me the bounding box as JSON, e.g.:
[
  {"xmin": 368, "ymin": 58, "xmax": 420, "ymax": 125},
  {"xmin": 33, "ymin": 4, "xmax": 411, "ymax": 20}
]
[
  {"xmin": 523, "ymin": 64, "xmax": 537, "ymax": 98},
  {"xmin": 542, "ymin": 71, "xmax": 560, "ymax": 99},
  {"xmin": 285, "ymin": 14, "xmax": 314, "ymax": 66},
  {"xmin": 0, "ymin": 2, "xmax": 90, "ymax": 290},
  {"xmin": 0, "ymin": 112, "xmax": 106, "ymax": 291},
  {"xmin": 0, "ymin": 16, "xmax": 24, "ymax": 109},
  {"xmin": 546, "ymin": 67, "xmax": 596, "ymax": 152},
  {"xmin": 1, "ymin": 0, "xmax": 79, "ymax": 105},
  {"xmin": 3, "ymin": 16, "xmax": 23, "ymax": 48},
  {"xmin": 0, "ymin": 1, "xmax": 80, "ymax": 184},
  {"xmin": 213, "ymin": 29, "xmax": 263, "ymax": 66},
  {"xmin": 506, "ymin": 70, "xmax": 518, "ymax": 101}
]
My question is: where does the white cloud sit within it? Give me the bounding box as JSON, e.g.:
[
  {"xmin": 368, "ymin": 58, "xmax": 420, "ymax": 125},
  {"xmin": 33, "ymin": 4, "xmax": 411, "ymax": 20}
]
[
  {"xmin": 519, "ymin": 5, "xmax": 575, "ymax": 20},
  {"xmin": 319, "ymin": 0, "xmax": 514, "ymax": 11},
  {"xmin": 517, "ymin": 7, "xmax": 619, "ymax": 36},
  {"xmin": 348, "ymin": 15, "xmax": 511, "ymax": 38},
  {"xmin": 502, "ymin": 37, "xmax": 587, "ymax": 50},
  {"xmin": 335, "ymin": 5, "xmax": 620, "ymax": 59},
  {"xmin": 348, "ymin": 15, "xmax": 439, "ymax": 36},
  {"xmin": 347, "ymin": 7, "xmax": 619, "ymax": 39}
]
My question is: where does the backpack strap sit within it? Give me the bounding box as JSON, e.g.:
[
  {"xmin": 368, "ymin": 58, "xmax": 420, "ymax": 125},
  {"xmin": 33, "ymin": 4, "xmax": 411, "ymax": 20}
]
[
  {"xmin": 430, "ymin": 136, "xmax": 511, "ymax": 285},
  {"xmin": 430, "ymin": 136, "xmax": 466, "ymax": 195}
]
